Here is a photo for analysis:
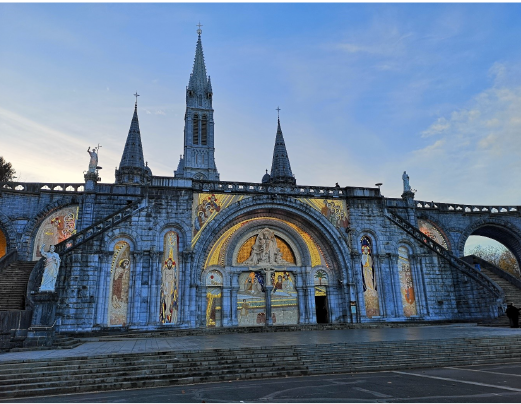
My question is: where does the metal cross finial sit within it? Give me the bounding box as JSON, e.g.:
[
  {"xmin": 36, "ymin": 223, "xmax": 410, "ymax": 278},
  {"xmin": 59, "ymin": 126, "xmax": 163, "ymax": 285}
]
[
  {"xmin": 134, "ymin": 92, "xmax": 140, "ymax": 105},
  {"xmin": 276, "ymin": 106, "xmax": 281, "ymax": 119},
  {"xmin": 197, "ymin": 22, "xmax": 203, "ymax": 35}
]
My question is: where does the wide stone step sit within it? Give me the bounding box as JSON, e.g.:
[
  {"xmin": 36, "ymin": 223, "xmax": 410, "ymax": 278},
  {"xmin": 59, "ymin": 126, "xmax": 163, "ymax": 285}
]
[
  {"xmin": 0, "ymin": 368, "xmax": 311, "ymax": 400},
  {"xmin": 0, "ymin": 351, "xmax": 301, "ymax": 371},
  {"xmin": 0, "ymin": 366, "xmax": 310, "ymax": 396},
  {"xmin": 0, "ymin": 362, "xmax": 307, "ymax": 390},
  {"xmin": 0, "ymin": 355, "xmax": 303, "ymax": 379}
]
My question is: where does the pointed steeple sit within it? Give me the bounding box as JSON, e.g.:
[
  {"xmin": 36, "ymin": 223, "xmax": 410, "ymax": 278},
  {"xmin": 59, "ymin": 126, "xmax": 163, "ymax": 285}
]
[
  {"xmin": 175, "ymin": 26, "xmax": 219, "ymax": 181},
  {"xmin": 188, "ymin": 32, "xmax": 209, "ymax": 93},
  {"xmin": 115, "ymin": 98, "xmax": 152, "ymax": 185},
  {"xmin": 269, "ymin": 115, "xmax": 296, "ymax": 185}
]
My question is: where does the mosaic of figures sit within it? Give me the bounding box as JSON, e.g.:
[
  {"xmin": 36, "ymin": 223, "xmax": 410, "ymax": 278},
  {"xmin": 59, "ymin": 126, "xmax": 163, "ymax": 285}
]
[
  {"xmin": 160, "ymin": 231, "xmax": 179, "ymax": 324},
  {"xmin": 236, "ymin": 271, "xmax": 298, "ymax": 326},
  {"xmin": 206, "ymin": 270, "xmax": 223, "ymax": 327},
  {"xmin": 33, "ymin": 206, "xmax": 78, "ymax": 260},
  {"xmin": 398, "ymin": 246, "xmax": 417, "ymax": 317},
  {"xmin": 240, "ymin": 228, "xmax": 295, "ymax": 267},
  {"xmin": 299, "ymin": 198, "xmax": 349, "ymax": 232},
  {"xmin": 0, "ymin": 229, "xmax": 6, "ymax": 258},
  {"xmin": 192, "ymin": 193, "xmax": 249, "ymax": 247},
  {"xmin": 418, "ymin": 219, "xmax": 448, "ymax": 249},
  {"xmin": 361, "ymin": 236, "xmax": 380, "ymax": 317},
  {"xmin": 108, "ymin": 241, "xmax": 131, "ymax": 326}
]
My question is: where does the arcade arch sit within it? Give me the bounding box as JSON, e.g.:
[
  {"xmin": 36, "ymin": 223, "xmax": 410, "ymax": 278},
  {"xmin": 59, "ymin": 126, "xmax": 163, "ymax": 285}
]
[{"xmin": 462, "ymin": 223, "xmax": 521, "ymax": 276}]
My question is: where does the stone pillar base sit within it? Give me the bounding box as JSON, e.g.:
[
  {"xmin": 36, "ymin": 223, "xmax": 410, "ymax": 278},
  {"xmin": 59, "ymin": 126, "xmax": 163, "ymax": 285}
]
[{"xmin": 24, "ymin": 292, "xmax": 58, "ymax": 348}]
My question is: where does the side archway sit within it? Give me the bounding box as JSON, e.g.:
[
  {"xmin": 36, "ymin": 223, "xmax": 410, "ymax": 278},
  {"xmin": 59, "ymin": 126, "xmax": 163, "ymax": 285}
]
[{"xmin": 458, "ymin": 219, "xmax": 521, "ymax": 270}]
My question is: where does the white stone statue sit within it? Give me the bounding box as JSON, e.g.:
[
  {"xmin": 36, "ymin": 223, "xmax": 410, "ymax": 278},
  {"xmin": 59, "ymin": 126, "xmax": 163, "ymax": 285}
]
[
  {"xmin": 243, "ymin": 228, "xmax": 293, "ymax": 266},
  {"xmin": 402, "ymin": 171, "xmax": 411, "ymax": 193},
  {"xmin": 87, "ymin": 146, "xmax": 98, "ymax": 173},
  {"xmin": 39, "ymin": 244, "xmax": 61, "ymax": 292}
]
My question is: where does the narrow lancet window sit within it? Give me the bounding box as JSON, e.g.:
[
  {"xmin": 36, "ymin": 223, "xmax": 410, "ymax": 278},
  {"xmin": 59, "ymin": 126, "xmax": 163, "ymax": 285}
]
[
  {"xmin": 201, "ymin": 115, "xmax": 208, "ymax": 145},
  {"xmin": 193, "ymin": 114, "xmax": 199, "ymax": 144}
]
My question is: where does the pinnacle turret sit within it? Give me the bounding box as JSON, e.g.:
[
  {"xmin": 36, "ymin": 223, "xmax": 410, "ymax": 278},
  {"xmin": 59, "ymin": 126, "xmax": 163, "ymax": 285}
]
[
  {"xmin": 268, "ymin": 116, "xmax": 296, "ymax": 185},
  {"xmin": 115, "ymin": 100, "xmax": 151, "ymax": 185}
]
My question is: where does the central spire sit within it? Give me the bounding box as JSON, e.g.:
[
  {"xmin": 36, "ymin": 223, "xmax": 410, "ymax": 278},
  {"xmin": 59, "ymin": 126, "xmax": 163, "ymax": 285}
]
[{"xmin": 174, "ymin": 26, "xmax": 219, "ymax": 181}]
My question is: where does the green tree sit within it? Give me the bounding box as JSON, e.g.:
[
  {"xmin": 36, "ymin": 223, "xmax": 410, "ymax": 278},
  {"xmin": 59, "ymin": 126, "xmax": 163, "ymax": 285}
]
[
  {"xmin": 469, "ymin": 245, "xmax": 520, "ymax": 278},
  {"xmin": 0, "ymin": 157, "xmax": 16, "ymax": 182}
]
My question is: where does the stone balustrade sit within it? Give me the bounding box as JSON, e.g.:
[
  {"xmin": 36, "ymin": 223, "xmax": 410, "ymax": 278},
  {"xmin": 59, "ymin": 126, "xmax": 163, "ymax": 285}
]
[
  {"xmin": 190, "ymin": 179, "xmax": 380, "ymax": 199},
  {"xmin": 0, "ymin": 182, "xmax": 85, "ymax": 193},
  {"xmin": 414, "ymin": 200, "xmax": 519, "ymax": 214},
  {"xmin": 2, "ymin": 178, "xmax": 382, "ymax": 200}
]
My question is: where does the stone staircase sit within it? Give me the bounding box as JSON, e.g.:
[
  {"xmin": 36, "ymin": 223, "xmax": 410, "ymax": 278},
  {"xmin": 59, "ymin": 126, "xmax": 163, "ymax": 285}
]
[
  {"xmin": 462, "ymin": 255, "xmax": 521, "ymax": 327},
  {"xmin": 385, "ymin": 211, "xmax": 503, "ymax": 299},
  {"xmin": 0, "ymin": 335, "xmax": 520, "ymax": 400},
  {"xmin": 0, "ymin": 261, "xmax": 37, "ymax": 311}
]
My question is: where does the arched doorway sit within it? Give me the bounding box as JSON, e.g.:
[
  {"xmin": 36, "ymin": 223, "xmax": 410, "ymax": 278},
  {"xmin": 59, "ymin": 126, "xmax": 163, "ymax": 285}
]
[{"xmin": 314, "ymin": 269, "xmax": 329, "ymax": 323}]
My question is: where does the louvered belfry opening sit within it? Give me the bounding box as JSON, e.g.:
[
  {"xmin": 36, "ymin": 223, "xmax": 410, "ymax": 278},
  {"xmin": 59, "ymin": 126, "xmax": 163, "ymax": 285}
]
[
  {"xmin": 193, "ymin": 114, "xmax": 199, "ymax": 144},
  {"xmin": 201, "ymin": 115, "xmax": 208, "ymax": 145}
]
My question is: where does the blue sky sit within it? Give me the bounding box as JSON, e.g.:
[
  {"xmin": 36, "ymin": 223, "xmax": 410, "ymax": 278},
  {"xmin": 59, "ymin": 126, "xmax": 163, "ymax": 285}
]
[{"xmin": 1, "ymin": 3, "xmax": 521, "ymax": 210}]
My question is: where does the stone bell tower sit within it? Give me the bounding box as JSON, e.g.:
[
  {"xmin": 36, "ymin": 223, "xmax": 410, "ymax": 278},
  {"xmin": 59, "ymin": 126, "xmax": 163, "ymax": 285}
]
[{"xmin": 175, "ymin": 25, "xmax": 219, "ymax": 181}]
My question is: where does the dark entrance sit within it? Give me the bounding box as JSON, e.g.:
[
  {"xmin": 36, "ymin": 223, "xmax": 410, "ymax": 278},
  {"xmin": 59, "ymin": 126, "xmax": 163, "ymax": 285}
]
[{"xmin": 315, "ymin": 295, "xmax": 329, "ymax": 323}]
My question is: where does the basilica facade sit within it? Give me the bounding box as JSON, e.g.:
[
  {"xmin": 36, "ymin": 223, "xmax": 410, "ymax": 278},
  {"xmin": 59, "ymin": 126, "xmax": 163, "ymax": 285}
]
[{"xmin": 1, "ymin": 31, "xmax": 517, "ymax": 337}]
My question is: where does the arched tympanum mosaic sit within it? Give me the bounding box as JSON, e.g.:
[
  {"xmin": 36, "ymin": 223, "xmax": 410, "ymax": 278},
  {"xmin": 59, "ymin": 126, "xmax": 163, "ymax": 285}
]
[
  {"xmin": 160, "ymin": 231, "xmax": 179, "ymax": 324},
  {"xmin": 418, "ymin": 219, "xmax": 448, "ymax": 249},
  {"xmin": 108, "ymin": 241, "xmax": 131, "ymax": 326},
  {"xmin": 398, "ymin": 246, "xmax": 417, "ymax": 317},
  {"xmin": 32, "ymin": 206, "xmax": 78, "ymax": 260},
  {"xmin": 361, "ymin": 236, "xmax": 379, "ymax": 317}
]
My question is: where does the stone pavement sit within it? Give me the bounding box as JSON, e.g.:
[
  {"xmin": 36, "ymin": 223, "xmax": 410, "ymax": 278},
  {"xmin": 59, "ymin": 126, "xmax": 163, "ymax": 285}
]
[{"xmin": 1, "ymin": 324, "xmax": 520, "ymax": 363}]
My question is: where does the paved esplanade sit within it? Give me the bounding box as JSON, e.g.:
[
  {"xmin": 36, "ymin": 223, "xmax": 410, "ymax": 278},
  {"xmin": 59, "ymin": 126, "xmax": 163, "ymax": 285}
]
[{"xmin": 1, "ymin": 324, "xmax": 520, "ymax": 363}]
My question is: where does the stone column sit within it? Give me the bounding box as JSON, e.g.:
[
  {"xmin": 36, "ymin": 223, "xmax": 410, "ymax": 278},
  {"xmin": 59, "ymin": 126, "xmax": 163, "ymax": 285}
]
[
  {"xmin": 148, "ymin": 248, "xmax": 160, "ymax": 326},
  {"xmin": 230, "ymin": 272, "xmax": 239, "ymax": 326},
  {"xmin": 94, "ymin": 251, "xmax": 113, "ymax": 327},
  {"xmin": 350, "ymin": 251, "xmax": 366, "ymax": 319},
  {"xmin": 128, "ymin": 251, "xmax": 143, "ymax": 328},
  {"xmin": 222, "ymin": 286, "xmax": 231, "ymax": 327},
  {"xmin": 199, "ymin": 285, "xmax": 207, "ymax": 327},
  {"xmin": 307, "ymin": 285, "xmax": 316, "ymax": 323},
  {"xmin": 296, "ymin": 271, "xmax": 306, "ymax": 324},
  {"xmin": 265, "ymin": 285, "xmax": 273, "ymax": 326},
  {"xmin": 181, "ymin": 251, "xmax": 195, "ymax": 328},
  {"xmin": 389, "ymin": 253, "xmax": 404, "ymax": 318}
]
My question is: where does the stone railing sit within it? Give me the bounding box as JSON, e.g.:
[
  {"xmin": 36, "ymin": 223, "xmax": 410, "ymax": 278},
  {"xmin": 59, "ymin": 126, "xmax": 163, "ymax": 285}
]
[
  {"xmin": 0, "ymin": 182, "xmax": 85, "ymax": 194},
  {"xmin": 54, "ymin": 199, "xmax": 146, "ymax": 256},
  {"xmin": 190, "ymin": 180, "xmax": 380, "ymax": 199},
  {"xmin": 414, "ymin": 200, "xmax": 519, "ymax": 214},
  {"xmin": 386, "ymin": 210, "xmax": 504, "ymax": 299},
  {"xmin": 0, "ymin": 250, "xmax": 17, "ymax": 273}
]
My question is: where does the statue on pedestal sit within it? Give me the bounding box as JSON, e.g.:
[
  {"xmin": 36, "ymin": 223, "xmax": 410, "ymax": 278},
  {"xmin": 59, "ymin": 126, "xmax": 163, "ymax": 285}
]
[
  {"xmin": 39, "ymin": 244, "xmax": 61, "ymax": 292},
  {"xmin": 402, "ymin": 171, "xmax": 411, "ymax": 193},
  {"xmin": 87, "ymin": 146, "xmax": 99, "ymax": 173}
]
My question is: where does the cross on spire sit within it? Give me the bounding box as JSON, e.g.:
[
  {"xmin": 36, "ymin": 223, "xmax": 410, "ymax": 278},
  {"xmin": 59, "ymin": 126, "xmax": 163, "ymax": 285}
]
[
  {"xmin": 276, "ymin": 106, "xmax": 281, "ymax": 119},
  {"xmin": 134, "ymin": 92, "xmax": 140, "ymax": 105},
  {"xmin": 197, "ymin": 22, "xmax": 203, "ymax": 35}
]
